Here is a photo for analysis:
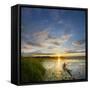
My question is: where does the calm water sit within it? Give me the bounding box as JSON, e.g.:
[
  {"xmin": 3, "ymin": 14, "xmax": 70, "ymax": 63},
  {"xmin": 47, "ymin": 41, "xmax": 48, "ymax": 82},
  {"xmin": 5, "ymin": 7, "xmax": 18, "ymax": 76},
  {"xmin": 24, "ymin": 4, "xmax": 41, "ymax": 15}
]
[{"xmin": 41, "ymin": 58, "xmax": 86, "ymax": 81}]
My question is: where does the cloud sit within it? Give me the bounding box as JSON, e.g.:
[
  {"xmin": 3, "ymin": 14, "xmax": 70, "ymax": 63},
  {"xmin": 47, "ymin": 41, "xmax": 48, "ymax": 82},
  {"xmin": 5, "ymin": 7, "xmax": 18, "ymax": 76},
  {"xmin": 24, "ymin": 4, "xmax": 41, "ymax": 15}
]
[
  {"xmin": 47, "ymin": 46, "xmax": 54, "ymax": 49},
  {"xmin": 47, "ymin": 34, "xmax": 72, "ymax": 45},
  {"xmin": 22, "ymin": 30, "xmax": 49, "ymax": 46},
  {"xmin": 65, "ymin": 49, "xmax": 85, "ymax": 53},
  {"xmin": 72, "ymin": 40, "xmax": 85, "ymax": 46},
  {"xmin": 21, "ymin": 26, "xmax": 52, "ymax": 54},
  {"xmin": 33, "ymin": 30, "xmax": 49, "ymax": 41},
  {"xmin": 61, "ymin": 34, "xmax": 72, "ymax": 41},
  {"xmin": 21, "ymin": 23, "xmax": 73, "ymax": 54},
  {"xmin": 51, "ymin": 41, "xmax": 60, "ymax": 46},
  {"xmin": 26, "ymin": 41, "xmax": 44, "ymax": 47},
  {"xmin": 64, "ymin": 39, "xmax": 85, "ymax": 54}
]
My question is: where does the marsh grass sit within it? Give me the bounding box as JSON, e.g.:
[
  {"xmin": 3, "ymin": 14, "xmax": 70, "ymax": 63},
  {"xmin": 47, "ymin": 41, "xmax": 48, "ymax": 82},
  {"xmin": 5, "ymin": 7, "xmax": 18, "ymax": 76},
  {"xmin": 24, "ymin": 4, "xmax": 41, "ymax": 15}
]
[{"xmin": 21, "ymin": 57, "xmax": 46, "ymax": 83}]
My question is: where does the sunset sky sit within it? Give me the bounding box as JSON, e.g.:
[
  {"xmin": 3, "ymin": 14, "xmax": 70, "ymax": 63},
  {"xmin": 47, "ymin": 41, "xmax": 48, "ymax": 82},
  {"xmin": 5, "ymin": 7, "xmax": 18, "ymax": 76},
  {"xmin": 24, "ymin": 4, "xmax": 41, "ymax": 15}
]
[{"xmin": 21, "ymin": 7, "xmax": 86, "ymax": 56}]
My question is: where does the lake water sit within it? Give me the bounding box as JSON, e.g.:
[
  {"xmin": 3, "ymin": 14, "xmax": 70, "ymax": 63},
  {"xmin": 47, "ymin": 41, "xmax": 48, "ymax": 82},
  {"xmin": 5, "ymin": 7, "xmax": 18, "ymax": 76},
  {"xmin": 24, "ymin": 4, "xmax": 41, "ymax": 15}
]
[{"xmin": 41, "ymin": 57, "xmax": 86, "ymax": 81}]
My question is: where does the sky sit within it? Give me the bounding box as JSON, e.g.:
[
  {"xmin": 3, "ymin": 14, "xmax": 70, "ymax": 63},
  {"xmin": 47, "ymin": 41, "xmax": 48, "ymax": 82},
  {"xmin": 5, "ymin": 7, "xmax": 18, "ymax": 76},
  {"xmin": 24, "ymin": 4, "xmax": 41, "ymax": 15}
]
[{"xmin": 21, "ymin": 7, "xmax": 86, "ymax": 55}]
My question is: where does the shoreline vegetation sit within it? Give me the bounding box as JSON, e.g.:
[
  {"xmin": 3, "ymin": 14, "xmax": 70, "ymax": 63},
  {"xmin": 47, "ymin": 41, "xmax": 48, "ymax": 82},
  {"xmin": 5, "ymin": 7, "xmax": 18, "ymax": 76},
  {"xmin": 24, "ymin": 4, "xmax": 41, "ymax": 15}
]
[
  {"xmin": 22, "ymin": 55, "xmax": 85, "ymax": 60},
  {"xmin": 21, "ymin": 56, "xmax": 46, "ymax": 83},
  {"xmin": 21, "ymin": 55, "xmax": 85, "ymax": 82}
]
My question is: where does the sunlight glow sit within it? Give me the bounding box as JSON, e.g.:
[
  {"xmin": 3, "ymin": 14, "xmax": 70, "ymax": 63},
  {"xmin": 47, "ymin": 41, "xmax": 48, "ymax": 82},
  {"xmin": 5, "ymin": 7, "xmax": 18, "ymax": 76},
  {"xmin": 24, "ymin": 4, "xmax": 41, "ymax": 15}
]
[{"xmin": 55, "ymin": 54, "xmax": 63, "ymax": 78}]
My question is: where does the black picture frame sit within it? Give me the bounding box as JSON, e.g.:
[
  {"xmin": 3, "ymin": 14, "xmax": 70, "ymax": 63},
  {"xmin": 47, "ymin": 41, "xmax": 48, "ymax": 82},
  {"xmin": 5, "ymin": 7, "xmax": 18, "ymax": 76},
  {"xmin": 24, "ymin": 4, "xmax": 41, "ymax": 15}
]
[{"xmin": 11, "ymin": 4, "xmax": 88, "ymax": 85}]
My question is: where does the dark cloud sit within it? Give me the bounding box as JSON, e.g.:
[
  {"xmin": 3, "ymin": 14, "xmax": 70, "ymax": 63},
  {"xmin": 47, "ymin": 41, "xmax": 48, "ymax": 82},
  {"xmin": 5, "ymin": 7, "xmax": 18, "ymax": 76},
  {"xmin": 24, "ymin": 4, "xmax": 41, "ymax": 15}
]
[
  {"xmin": 48, "ymin": 35, "xmax": 56, "ymax": 39},
  {"xmin": 26, "ymin": 41, "xmax": 45, "ymax": 47},
  {"xmin": 51, "ymin": 41, "xmax": 60, "ymax": 46}
]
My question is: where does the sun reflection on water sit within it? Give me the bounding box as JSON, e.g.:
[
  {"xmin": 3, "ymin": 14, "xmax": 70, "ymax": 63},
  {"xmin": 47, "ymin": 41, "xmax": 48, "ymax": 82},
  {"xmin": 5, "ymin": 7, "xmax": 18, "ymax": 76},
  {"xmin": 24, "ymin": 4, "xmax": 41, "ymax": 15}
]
[{"xmin": 55, "ymin": 55, "xmax": 64, "ymax": 78}]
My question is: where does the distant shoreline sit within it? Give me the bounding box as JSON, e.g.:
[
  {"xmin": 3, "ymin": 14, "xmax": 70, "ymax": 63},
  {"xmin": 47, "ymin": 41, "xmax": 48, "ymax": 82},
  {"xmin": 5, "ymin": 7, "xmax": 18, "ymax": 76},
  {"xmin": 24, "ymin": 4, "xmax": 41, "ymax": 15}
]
[{"xmin": 21, "ymin": 55, "xmax": 85, "ymax": 60}]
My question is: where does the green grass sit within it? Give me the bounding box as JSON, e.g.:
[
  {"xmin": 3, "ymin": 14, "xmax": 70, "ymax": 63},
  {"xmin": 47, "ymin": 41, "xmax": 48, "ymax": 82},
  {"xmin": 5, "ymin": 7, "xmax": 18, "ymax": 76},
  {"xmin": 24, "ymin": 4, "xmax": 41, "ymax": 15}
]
[{"xmin": 21, "ymin": 57, "xmax": 46, "ymax": 83}]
